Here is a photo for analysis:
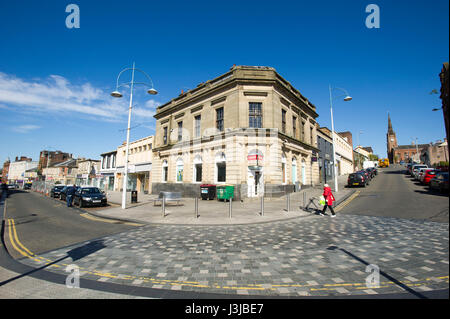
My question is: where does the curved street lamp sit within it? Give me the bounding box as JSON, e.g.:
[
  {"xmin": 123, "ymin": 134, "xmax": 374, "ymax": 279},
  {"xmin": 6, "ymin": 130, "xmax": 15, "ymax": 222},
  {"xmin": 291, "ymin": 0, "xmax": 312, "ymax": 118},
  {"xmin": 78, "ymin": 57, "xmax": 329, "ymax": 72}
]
[
  {"xmin": 111, "ymin": 62, "xmax": 157, "ymax": 209},
  {"xmin": 329, "ymin": 85, "xmax": 353, "ymax": 193}
]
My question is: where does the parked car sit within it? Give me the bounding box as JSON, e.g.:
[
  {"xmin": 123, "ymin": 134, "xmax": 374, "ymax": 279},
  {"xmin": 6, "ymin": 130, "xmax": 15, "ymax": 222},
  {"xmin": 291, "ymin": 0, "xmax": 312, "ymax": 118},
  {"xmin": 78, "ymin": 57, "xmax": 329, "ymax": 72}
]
[
  {"xmin": 429, "ymin": 172, "xmax": 449, "ymax": 193},
  {"xmin": 411, "ymin": 165, "xmax": 427, "ymax": 178},
  {"xmin": 421, "ymin": 169, "xmax": 440, "ymax": 185},
  {"xmin": 50, "ymin": 185, "xmax": 66, "ymax": 198},
  {"xmin": 416, "ymin": 167, "xmax": 430, "ymax": 181},
  {"xmin": 23, "ymin": 182, "xmax": 32, "ymax": 190},
  {"xmin": 406, "ymin": 163, "xmax": 413, "ymax": 174},
  {"xmin": 348, "ymin": 172, "xmax": 368, "ymax": 187},
  {"xmin": 73, "ymin": 187, "xmax": 107, "ymax": 207},
  {"xmin": 7, "ymin": 184, "xmax": 19, "ymax": 189},
  {"xmin": 59, "ymin": 186, "xmax": 79, "ymax": 201},
  {"xmin": 367, "ymin": 167, "xmax": 377, "ymax": 177},
  {"xmin": 358, "ymin": 170, "xmax": 371, "ymax": 184}
]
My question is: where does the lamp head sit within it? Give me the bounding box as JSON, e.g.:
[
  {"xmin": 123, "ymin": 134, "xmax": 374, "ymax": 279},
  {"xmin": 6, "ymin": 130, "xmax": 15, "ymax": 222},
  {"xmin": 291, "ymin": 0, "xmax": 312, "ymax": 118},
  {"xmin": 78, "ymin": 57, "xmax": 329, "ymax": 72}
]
[
  {"xmin": 147, "ymin": 88, "xmax": 158, "ymax": 95},
  {"xmin": 343, "ymin": 96, "xmax": 352, "ymax": 101},
  {"xmin": 111, "ymin": 91, "xmax": 123, "ymax": 98}
]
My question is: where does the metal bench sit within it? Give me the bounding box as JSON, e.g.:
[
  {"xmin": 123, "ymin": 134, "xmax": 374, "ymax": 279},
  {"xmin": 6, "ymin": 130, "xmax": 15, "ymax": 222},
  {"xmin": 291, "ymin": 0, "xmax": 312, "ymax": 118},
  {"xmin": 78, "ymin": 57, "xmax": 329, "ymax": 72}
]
[{"xmin": 153, "ymin": 191, "xmax": 183, "ymax": 206}]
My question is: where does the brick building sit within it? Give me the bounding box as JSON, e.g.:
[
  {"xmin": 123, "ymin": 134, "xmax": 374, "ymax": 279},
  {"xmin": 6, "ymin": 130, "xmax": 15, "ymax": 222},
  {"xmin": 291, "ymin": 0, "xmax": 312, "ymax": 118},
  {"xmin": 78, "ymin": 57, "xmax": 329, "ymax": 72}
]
[{"xmin": 37, "ymin": 150, "xmax": 72, "ymax": 177}]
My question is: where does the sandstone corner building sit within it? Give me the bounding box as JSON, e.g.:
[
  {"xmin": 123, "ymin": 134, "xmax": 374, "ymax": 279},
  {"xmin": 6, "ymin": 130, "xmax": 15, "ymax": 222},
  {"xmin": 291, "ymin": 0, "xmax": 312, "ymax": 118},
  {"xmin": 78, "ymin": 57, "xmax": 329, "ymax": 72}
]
[{"xmin": 151, "ymin": 66, "xmax": 320, "ymax": 200}]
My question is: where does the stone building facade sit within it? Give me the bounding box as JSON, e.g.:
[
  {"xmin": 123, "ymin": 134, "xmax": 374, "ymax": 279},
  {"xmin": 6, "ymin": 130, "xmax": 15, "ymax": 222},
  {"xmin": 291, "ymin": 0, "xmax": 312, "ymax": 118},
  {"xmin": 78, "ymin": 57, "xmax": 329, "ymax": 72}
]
[
  {"xmin": 115, "ymin": 136, "xmax": 153, "ymax": 193},
  {"xmin": 152, "ymin": 65, "xmax": 320, "ymax": 200}
]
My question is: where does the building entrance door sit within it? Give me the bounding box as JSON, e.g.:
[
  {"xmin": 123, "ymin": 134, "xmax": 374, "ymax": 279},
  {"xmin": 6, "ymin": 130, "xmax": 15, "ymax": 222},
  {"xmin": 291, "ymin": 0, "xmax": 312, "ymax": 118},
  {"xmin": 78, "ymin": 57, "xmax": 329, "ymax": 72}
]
[{"xmin": 248, "ymin": 167, "xmax": 263, "ymax": 197}]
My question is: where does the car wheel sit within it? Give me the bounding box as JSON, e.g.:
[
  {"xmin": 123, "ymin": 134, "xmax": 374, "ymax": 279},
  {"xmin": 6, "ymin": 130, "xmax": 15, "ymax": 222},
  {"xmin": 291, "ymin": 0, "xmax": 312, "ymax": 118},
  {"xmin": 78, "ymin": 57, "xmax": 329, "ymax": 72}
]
[{"xmin": 79, "ymin": 200, "xmax": 83, "ymax": 208}]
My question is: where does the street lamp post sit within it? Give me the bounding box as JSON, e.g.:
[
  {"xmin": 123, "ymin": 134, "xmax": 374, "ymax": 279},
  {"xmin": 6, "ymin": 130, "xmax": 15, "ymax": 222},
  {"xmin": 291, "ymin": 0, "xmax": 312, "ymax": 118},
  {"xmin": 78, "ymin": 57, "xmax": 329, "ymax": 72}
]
[
  {"xmin": 111, "ymin": 62, "xmax": 157, "ymax": 209},
  {"xmin": 329, "ymin": 85, "xmax": 352, "ymax": 193}
]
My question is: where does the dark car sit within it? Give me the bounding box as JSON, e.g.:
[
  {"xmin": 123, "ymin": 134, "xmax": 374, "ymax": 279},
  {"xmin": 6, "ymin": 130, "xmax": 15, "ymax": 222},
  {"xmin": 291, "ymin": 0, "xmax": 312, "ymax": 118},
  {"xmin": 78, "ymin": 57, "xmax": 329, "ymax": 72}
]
[
  {"xmin": 429, "ymin": 172, "xmax": 449, "ymax": 194},
  {"xmin": 59, "ymin": 186, "xmax": 79, "ymax": 201},
  {"xmin": 348, "ymin": 172, "xmax": 368, "ymax": 187},
  {"xmin": 366, "ymin": 168, "xmax": 375, "ymax": 178},
  {"xmin": 23, "ymin": 182, "xmax": 32, "ymax": 190},
  {"xmin": 73, "ymin": 187, "xmax": 107, "ymax": 207},
  {"xmin": 358, "ymin": 170, "xmax": 371, "ymax": 183},
  {"xmin": 50, "ymin": 185, "xmax": 66, "ymax": 198}
]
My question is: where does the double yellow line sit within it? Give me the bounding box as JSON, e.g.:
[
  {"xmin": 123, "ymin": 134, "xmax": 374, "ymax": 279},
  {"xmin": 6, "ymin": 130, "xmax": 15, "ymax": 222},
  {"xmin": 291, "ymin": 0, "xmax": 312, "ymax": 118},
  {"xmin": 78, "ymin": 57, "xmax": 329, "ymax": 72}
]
[{"xmin": 6, "ymin": 218, "xmax": 43, "ymax": 263}]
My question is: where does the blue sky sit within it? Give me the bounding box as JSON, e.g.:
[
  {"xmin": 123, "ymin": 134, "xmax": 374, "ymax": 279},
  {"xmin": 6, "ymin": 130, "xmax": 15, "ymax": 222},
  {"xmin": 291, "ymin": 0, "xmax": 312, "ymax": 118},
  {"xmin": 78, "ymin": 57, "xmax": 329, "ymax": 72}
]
[{"xmin": 0, "ymin": 0, "xmax": 448, "ymax": 164}]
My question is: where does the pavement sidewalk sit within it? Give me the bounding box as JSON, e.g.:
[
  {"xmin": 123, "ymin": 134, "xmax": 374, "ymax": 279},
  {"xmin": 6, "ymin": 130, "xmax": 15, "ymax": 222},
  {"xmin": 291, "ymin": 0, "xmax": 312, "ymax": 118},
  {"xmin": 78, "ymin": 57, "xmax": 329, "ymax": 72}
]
[{"xmin": 89, "ymin": 175, "xmax": 355, "ymax": 225}]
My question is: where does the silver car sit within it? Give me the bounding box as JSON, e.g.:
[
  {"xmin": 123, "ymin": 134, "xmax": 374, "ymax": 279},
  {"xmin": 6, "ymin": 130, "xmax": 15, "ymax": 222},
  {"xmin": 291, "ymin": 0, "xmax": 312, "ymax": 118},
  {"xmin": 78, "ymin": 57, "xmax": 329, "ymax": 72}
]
[{"xmin": 411, "ymin": 165, "xmax": 427, "ymax": 178}]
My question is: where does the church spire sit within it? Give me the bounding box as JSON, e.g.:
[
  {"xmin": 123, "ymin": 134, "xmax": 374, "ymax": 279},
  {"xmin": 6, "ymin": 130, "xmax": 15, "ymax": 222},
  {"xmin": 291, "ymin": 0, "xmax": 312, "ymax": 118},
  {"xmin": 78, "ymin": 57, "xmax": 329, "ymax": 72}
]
[{"xmin": 388, "ymin": 112, "xmax": 394, "ymax": 134}]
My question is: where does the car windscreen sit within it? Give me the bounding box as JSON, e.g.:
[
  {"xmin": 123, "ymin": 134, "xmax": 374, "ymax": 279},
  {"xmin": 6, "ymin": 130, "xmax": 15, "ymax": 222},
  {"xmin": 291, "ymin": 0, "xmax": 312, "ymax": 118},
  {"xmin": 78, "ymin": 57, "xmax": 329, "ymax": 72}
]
[{"xmin": 81, "ymin": 188, "xmax": 101, "ymax": 195}]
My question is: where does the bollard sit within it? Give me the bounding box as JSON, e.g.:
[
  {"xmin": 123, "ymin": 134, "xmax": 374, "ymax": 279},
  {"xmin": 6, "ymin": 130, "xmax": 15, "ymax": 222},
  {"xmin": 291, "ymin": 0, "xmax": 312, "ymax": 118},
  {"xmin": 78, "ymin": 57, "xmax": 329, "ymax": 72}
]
[
  {"xmin": 303, "ymin": 192, "xmax": 306, "ymax": 209},
  {"xmin": 162, "ymin": 195, "xmax": 165, "ymax": 218},
  {"xmin": 286, "ymin": 193, "xmax": 290, "ymax": 212},
  {"xmin": 195, "ymin": 197, "xmax": 199, "ymax": 218},
  {"xmin": 229, "ymin": 197, "xmax": 232, "ymax": 219},
  {"xmin": 260, "ymin": 195, "xmax": 264, "ymax": 216}
]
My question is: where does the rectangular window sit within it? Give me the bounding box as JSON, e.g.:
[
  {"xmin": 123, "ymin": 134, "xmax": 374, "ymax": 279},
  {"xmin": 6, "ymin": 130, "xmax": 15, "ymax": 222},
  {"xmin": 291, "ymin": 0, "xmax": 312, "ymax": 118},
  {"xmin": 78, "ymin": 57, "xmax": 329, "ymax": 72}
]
[
  {"xmin": 195, "ymin": 164, "xmax": 202, "ymax": 182},
  {"xmin": 282, "ymin": 109, "xmax": 286, "ymax": 133},
  {"xmin": 293, "ymin": 116, "xmax": 297, "ymax": 138},
  {"xmin": 217, "ymin": 162, "xmax": 226, "ymax": 182},
  {"xmin": 195, "ymin": 115, "xmax": 201, "ymax": 138},
  {"xmin": 301, "ymin": 121, "xmax": 305, "ymax": 141},
  {"xmin": 163, "ymin": 126, "xmax": 168, "ymax": 145},
  {"xmin": 178, "ymin": 121, "xmax": 183, "ymax": 142},
  {"xmin": 163, "ymin": 167, "xmax": 168, "ymax": 182},
  {"xmin": 216, "ymin": 107, "xmax": 224, "ymax": 132},
  {"xmin": 249, "ymin": 102, "xmax": 262, "ymax": 128},
  {"xmin": 310, "ymin": 127, "xmax": 314, "ymax": 145}
]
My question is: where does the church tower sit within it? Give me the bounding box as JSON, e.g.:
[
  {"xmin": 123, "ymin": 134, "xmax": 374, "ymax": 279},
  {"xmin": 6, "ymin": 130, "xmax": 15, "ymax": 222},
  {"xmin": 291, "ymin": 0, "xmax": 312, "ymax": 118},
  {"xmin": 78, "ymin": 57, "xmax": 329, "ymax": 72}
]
[{"xmin": 387, "ymin": 113, "xmax": 398, "ymax": 164}]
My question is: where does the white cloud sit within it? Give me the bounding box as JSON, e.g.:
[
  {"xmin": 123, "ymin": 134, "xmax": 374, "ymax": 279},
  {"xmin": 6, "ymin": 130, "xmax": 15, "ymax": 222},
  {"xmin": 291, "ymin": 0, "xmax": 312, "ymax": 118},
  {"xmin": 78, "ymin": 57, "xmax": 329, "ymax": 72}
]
[
  {"xmin": 12, "ymin": 125, "xmax": 41, "ymax": 133},
  {"xmin": 145, "ymin": 99, "xmax": 160, "ymax": 109},
  {"xmin": 0, "ymin": 72, "xmax": 161, "ymax": 123}
]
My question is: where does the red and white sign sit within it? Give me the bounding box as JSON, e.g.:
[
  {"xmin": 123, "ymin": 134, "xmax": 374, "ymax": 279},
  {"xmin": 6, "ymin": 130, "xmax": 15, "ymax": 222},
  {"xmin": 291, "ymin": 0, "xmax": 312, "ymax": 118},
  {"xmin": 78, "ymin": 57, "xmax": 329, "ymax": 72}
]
[{"xmin": 247, "ymin": 155, "xmax": 263, "ymax": 161}]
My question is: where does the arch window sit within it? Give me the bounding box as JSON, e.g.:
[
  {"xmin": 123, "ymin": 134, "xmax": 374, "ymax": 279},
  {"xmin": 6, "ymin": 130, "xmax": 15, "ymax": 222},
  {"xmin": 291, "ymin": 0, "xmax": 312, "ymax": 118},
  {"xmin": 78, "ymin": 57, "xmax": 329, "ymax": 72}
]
[{"xmin": 162, "ymin": 160, "xmax": 168, "ymax": 182}]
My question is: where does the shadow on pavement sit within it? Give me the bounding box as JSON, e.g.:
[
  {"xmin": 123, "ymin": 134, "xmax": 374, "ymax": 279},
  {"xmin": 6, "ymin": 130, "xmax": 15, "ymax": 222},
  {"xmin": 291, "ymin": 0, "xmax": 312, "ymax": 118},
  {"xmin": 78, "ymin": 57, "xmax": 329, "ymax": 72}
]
[
  {"xmin": 327, "ymin": 245, "xmax": 428, "ymax": 299},
  {"xmin": 0, "ymin": 240, "xmax": 106, "ymax": 287}
]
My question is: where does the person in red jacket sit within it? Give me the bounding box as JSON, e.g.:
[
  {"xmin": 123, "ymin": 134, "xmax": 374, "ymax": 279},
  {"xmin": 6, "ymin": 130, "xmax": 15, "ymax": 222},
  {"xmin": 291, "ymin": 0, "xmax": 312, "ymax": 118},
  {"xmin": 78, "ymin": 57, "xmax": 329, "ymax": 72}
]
[{"xmin": 320, "ymin": 184, "xmax": 336, "ymax": 217}]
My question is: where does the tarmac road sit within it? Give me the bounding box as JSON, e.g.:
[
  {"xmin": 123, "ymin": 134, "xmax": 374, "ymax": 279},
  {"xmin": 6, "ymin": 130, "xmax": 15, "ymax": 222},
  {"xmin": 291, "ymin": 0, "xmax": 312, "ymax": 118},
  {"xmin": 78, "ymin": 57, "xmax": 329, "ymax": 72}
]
[
  {"xmin": 2, "ymin": 189, "xmax": 136, "ymax": 259},
  {"xmin": 338, "ymin": 166, "xmax": 449, "ymax": 223}
]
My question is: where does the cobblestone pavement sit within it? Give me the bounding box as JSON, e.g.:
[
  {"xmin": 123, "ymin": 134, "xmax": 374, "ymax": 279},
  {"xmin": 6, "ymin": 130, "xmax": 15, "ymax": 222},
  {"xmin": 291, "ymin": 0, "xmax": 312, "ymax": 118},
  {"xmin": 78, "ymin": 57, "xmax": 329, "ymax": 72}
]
[{"xmin": 19, "ymin": 213, "xmax": 449, "ymax": 297}]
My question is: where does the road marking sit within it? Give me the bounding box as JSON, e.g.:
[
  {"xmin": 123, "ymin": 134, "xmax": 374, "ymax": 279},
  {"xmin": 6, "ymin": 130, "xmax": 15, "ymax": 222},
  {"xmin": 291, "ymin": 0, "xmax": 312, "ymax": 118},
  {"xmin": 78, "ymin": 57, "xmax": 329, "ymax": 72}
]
[
  {"xmin": 3, "ymin": 199, "xmax": 448, "ymax": 295},
  {"xmin": 79, "ymin": 213, "xmax": 143, "ymax": 226},
  {"xmin": 6, "ymin": 219, "xmax": 43, "ymax": 263},
  {"xmin": 335, "ymin": 191, "xmax": 360, "ymax": 212}
]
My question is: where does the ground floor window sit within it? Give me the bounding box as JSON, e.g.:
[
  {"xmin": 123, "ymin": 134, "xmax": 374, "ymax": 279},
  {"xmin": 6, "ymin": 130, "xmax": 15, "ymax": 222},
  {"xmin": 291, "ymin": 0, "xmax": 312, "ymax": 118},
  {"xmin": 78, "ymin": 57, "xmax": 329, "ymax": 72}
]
[
  {"xmin": 162, "ymin": 161, "xmax": 168, "ymax": 182},
  {"xmin": 176, "ymin": 158, "xmax": 184, "ymax": 182},
  {"xmin": 217, "ymin": 163, "xmax": 226, "ymax": 182},
  {"xmin": 195, "ymin": 164, "xmax": 202, "ymax": 182}
]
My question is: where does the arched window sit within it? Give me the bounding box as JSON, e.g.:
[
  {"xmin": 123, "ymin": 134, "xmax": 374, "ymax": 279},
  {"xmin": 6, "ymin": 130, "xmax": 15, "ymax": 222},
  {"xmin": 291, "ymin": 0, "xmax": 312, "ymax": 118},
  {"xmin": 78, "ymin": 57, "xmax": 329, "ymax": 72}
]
[
  {"xmin": 292, "ymin": 157, "xmax": 297, "ymax": 183},
  {"xmin": 162, "ymin": 160, "xmax": 168, "ymax": 182},
  {"xmin": 176, "ymin": 158, "xmax": 184, "ymax": 182},
  {"xmin": 215, "ymin": 152, "xmax": 226, "ymax": 183},
  {"xmin": 281, "ymin": 154, "xmax": 287, "ymax": 184}
]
